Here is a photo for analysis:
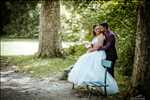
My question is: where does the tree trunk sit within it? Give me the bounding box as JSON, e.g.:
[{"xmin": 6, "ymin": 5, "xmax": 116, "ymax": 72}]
[
  {"xmin": 130, "ymin": 0, "xmax": 150, "ymax": 99},
  {"xmin": 37, "ymin": 0, "xmax": 63, "ymax": 57}
]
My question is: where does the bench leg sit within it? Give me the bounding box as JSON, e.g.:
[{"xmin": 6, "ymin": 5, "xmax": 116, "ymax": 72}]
[
  {"xmin": 72, "ymin": 83, "xmax": 74, "ymax": 89},
  {"xmin": 103, "ymin": 86, "xmax": 107, "ymax": 97},
  {"xmin": 88, "ymin": 92, "xmax": 92, "ymax": 99},
  {"xmin": 87, "ymin": 85, "xmax": 93, "ymax": 99}
]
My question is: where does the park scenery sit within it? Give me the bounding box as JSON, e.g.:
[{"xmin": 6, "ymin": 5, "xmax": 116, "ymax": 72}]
[{"xmin": 0, "ymin": 0, "xmax": 150, "ymax": 100}]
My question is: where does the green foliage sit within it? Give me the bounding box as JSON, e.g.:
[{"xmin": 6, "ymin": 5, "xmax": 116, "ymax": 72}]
[
  {"xmin": 84, "ymin": 33, "xmax": 93, "ymax": 41},
  {"xmin": 1, "ymin": 1, "xmax": 39, "ymax": 38},
  {"xmin": 107, "ymin": 2, "xmax": 136, "ymax": 76},
  {"xmin": 64, "ymin": 44, "xmax": 87, "ymax": 57},
  {"xmin": 62, "ymin": 33, "xmax": 80, "ymax": 42}
]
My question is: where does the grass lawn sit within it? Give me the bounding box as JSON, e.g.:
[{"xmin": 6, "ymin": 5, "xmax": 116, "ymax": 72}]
[{"xmin": 2, "ymin": 55, "xmax": 77, "ymax": 77}]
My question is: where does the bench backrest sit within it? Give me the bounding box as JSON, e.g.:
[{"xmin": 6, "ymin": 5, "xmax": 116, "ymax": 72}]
[{"xmin": 102, "ymin": 60, "xmax": 112, "ymax": 68}]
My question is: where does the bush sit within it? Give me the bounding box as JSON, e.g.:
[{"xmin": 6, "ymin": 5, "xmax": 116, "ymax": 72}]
[{"xmin": 64, "ymin": 44, "xmax": 87, "ymax": 57}]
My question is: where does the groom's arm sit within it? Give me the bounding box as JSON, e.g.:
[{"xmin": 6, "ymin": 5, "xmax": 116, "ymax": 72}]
[{"xmin": 98, "ymin": 34, "xmax": 115, "ymax": 51}]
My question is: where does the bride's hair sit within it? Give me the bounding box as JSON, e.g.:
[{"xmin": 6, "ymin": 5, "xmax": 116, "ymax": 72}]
[
  {"xmin": 92, "ymin": 24, "xmax": 98, "ymax": 37},
  {"xmin": 92, "ymin": 24, "xmax": 105, "ymax": 37}
]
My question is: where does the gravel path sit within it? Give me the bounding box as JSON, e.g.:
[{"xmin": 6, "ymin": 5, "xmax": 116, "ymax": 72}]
[{"xmin": 0, "ymin": 67, "xmax": 105, "ymax": 100}]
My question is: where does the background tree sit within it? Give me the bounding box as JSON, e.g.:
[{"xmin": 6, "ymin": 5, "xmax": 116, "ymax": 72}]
[
  {"xmin": 129, "ymin": 0, "xmax": 150, "ymax": 99},
  {"xmin": 37, "ymin": 0, "xmax": 63, "ymax": 57}
]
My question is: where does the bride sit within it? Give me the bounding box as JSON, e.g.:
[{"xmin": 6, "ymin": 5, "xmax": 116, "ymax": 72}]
[{"xmin": 68, "ymin": 24, "xmax": 119, "ymax": 95}]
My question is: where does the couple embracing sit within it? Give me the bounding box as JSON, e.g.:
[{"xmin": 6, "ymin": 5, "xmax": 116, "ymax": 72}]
[{"xmin": 68, "ymin": 22, "xmax": 119, "ymax": 95}]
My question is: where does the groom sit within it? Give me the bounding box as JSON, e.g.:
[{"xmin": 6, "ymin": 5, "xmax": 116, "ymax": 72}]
[{"xmin": 98, "ymin": 22, "xmax": 118, "ymax": 77}]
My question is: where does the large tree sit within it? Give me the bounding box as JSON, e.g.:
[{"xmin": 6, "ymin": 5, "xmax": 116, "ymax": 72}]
[
  {"xmin": 130, "ymin": 0, "xmax": 150, "ymax": 99},
  {"xmin": 38, "ymin": 0, "xmax": 62, "ymax": 57}
]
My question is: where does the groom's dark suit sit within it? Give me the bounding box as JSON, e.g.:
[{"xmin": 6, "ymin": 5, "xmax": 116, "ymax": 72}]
[{"xmin": 98, "ymin": 30, "xmax": 118, "ymax": 77}]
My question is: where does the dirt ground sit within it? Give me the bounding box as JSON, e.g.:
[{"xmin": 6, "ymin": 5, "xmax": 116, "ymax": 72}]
[{"xmin": 0, "ymin": 62, "xmax": 109, "ymax": 100}]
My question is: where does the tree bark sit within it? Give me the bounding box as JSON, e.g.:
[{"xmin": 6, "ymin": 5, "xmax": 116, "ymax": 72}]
[
  {"xmin": 37, "ymin": 0, "xmax": 63, "ymax": 57},
  {"xmin": 130, "ymin": 0, "xmax": 150, "ymax": 99}
]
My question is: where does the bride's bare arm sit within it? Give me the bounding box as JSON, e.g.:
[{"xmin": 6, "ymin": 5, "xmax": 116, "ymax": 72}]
[{"xmin": 88, "ymin": 45, "xmax": 102, "ymax": 52}]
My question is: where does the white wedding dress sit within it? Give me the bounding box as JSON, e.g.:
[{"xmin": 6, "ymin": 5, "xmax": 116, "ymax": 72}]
[{"xmin": 68, "ymin": 34, "xmax": 119, "ymax": 95}]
